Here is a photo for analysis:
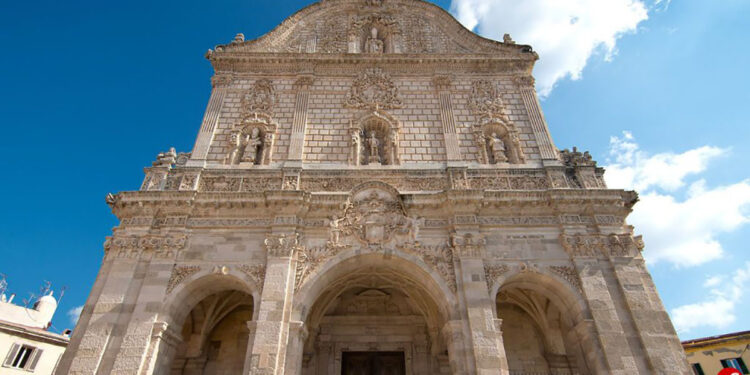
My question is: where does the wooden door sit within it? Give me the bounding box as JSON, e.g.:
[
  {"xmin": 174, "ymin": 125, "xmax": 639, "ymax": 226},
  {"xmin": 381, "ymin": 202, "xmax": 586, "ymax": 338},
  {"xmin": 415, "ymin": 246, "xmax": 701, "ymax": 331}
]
[{"xmin": 342, "ymin": 352, "xmax": 405, "ymax": 375}]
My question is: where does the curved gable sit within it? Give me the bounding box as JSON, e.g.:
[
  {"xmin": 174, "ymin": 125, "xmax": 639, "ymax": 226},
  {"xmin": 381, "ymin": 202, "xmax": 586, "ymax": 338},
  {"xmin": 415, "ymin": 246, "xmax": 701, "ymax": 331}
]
[{"xmin": 214, "ymin": 0, "xmax": 533, "ymax": 56}]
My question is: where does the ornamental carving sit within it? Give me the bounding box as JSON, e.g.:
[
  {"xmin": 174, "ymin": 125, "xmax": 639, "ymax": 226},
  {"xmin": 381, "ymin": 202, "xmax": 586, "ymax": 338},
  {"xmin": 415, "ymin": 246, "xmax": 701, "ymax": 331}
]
[
  {"xmin": 265, "ymin": 233, "xmax": 303, "ymax": 257},
  {"xmin": 327, "ymin": 182, "xmax": 419, "ymax": 246},
  {"xmin": 450, "ymin": 233, "xmax": 486, "ymax": 258},
  {"xmin": 238, "ymin": 264, "xmax": 266, "ymax": 289},
  {"xmin": 548, "ymin": 265, "xmax": 582, "ymax": 293},
  {"xmin": 469, "ymin": 80, "xmax": 508, "ymax": 122},
  {"xmin": 241, "ymin": 79, "xmax": 275, "ymax": 117},
  {"xmin": 560, "ymin": 147, "xmax": 597, "ymax": 167},
  {"xmin": 561, "ymin": 233, "xmax": 643, "ymax": 258},
  {"xmin": 104, "ymin": 233, "xmax": 188, "ymax": 259},
  {"xmin": 295, "ymin": 245, "xmax": 348, "ymax": 291},
  {"xmin": 166, "ymin": 265, "xmax": 201, "ymax": 294},
  {"xmin": 484, "ymin": 264, "xmax": 510, "ymax": 291},
  {"xmin": 345, "ymin": 69, "xmax": 403, "ymax": 110},
  {"xmin": 397, "ymin": 242, "xmax": 457, "ymax": 292}
]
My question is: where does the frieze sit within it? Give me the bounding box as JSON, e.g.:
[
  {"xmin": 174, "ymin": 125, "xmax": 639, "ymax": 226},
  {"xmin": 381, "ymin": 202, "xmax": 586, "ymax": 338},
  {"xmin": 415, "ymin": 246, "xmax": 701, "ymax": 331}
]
[
  {"xmin": 477, "ymin": 216, "xmax": 558, "ymax": 226},
  {"xmin": 104, "ymin": 233, "xmax": 188, "ymax": 259},
  {"xmin": 561, "ymin": 233, "xmax": 643, "ymax": 258},
  {"xmin": 301, "ymin": 176, "xmax": 448, "ymax": 192},
  {"xmin": 166, "ymin": 265, "xmax": 201, "ymax": 294},
  {"xmin": 186, "ymin": 218, "xmax": 273, "ymax": 227}
]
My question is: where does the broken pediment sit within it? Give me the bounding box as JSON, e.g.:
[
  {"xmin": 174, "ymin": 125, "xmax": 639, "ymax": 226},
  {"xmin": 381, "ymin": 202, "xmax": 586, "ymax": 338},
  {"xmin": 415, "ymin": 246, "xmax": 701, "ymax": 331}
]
[{"xmin": 210, "ymin": 0, "xmax": 534, "ymax": 56}]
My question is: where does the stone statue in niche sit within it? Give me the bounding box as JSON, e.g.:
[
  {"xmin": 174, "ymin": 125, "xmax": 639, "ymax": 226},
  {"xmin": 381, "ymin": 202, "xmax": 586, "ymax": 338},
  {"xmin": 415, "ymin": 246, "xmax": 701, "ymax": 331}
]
[
  {"xmin": 365, "ymin": 27, "xmax": 384, "ymax": 54},
  {"xmin": 242, "ymin": 127, "xmax": 263, "ymax": 164},
  {"xmin": 227, "ymin": 132, "xmax": 246, "ymax": 165},
  {"xmin": 366, "ymin": 131, "xmax": 381, "ymax": 164},
  {"xmin": 488, "ymin": 133, "xmax": 508, "ymax": 163}
]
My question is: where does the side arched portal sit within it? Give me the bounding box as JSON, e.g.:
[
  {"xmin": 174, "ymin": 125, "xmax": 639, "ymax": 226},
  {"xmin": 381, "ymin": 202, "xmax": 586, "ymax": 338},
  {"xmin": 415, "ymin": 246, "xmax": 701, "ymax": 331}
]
[
  {"xmin": 495, "ymin": 272, "xmax": 605, "ymax": 375},
  {"xmin": 150, "ymin": 272, "xmax": 259, "ymax": 375}
]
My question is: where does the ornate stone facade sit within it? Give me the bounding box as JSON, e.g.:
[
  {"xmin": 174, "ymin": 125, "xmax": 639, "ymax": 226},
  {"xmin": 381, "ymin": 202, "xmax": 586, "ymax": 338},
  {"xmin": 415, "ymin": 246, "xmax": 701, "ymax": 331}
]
[{"xmin": 58, "ymin": 1, "xmax": 690, "ymax": 374}]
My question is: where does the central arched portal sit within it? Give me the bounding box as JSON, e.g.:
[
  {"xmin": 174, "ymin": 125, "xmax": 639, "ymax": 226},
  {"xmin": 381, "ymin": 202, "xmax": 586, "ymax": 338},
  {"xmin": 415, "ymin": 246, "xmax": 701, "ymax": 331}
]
[{"xmin": 293, "ymin": 252, "xmax": 458, "ymax": 375}]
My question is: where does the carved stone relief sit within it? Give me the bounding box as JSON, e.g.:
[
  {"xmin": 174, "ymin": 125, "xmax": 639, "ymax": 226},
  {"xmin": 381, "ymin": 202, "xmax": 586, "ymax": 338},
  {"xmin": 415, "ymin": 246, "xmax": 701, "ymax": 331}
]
[
  {"xmin": 345, "ymin": 69, "xmax": 402, "ymax": 110},
  {"xmin": 238, "ymin": 264, "xmax": 266, "ymax": 290},
  {"xmin": 561, "ymin": 233, "xmax": 643, "ymax": 258},
  {"xmin": 103, "ymin": 233, "xmax": 188, "ymax": 259},
  {"xmin": 166, "ymin": 265, "xmax": 201, "ymax": 294}
]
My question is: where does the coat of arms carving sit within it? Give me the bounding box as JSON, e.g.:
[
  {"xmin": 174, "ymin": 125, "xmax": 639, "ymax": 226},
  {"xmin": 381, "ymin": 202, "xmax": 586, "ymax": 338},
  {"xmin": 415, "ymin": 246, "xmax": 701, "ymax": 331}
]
[{"xmin": 345, "ymin": 68, "xmax": 403, "ymax": 110}]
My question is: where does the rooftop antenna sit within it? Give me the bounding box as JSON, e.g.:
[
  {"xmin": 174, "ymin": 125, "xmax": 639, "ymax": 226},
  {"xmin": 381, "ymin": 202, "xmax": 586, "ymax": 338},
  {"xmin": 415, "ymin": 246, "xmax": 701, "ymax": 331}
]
[{"xmin": 0, "ymin": 274, "xmax": 7, "ymax": 297}]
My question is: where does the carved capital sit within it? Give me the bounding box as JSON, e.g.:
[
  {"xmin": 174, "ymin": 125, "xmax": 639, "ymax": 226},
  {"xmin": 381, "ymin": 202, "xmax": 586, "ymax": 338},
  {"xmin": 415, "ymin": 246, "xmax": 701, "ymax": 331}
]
[
  {"xmin": 264, "ymin": 233, "xmax": 302, "ymax": 258},
  {"xmin": 450, "ymin": 232, "xmax": 486, "ymax": 258},
  {"xmin": 513, "ymin": 75, "xmax": 535, "ymax": 88},
  {"xmin": 432, "ymin": 75, "xmax": 452, "ymax": 91},
  {"xmin": 294, "ymin": 76, "xmax": 315, "ymax": 89},
  {"xmin": 211, "ymin": 74, "xmax": 233, "ymax": 88}
]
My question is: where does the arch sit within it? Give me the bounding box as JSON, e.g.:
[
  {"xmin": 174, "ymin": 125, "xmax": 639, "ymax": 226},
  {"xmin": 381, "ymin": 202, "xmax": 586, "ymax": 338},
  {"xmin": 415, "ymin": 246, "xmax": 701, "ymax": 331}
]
[
  {"xmin": 493, "ymin": 271, "xmax": 601, "ymax": 375},
  {"xmin": 292, "ymin": 250, "xmax": 461, "ymax": 374},
  {"xmin": 161, "ymin": 269, "xmax": 261, "ymax": 328},
  {"xmin": 349, "ymin": 110, "xmax": 401, "ymax": 166},
  {"xmin": 293, "ymin": 250, "xmax": 458, "ymax": 323},
  {"xmin": 154, "ymin": 270, "xmax": 261, "ymax": 375}
]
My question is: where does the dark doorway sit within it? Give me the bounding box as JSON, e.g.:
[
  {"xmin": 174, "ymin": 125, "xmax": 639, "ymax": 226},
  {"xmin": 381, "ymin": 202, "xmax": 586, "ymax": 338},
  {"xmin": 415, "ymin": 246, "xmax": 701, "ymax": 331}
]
[{"xmin": 342, "ymin": 351, "xmax": 406, "ymax": 375}]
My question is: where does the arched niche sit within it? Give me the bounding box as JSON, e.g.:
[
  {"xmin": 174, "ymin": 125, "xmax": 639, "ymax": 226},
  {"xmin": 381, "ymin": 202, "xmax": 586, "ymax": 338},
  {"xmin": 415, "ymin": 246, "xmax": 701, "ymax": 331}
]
[
  {"xmin": 349, "ymin": 15, "xmax": 401, "ymax": 54},
  {"xmin": 225, "ymin": 115, "xmax": 277, "ymax": 166},
  {"xmin": 349, "ymin": 111, "xmax": 400, "ymax": 166},
  {"xmin": 151, "ymin": 272, "xmax": 260, "ymax": 375},
  {"xmin": 291, "ymin": 252, "xmax": 460, "ymax": 375},
  {"xmin": 475, "ymin": 120, "xmax": 525, "ymax": 165},
  {"xmin": 493, "ymin": 272, "xmax": 601, "ymax": 375}
]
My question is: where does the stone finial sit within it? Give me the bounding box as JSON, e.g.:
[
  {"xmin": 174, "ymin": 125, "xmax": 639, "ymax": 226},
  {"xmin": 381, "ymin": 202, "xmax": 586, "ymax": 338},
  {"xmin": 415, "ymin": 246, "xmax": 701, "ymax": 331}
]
[
  {"xmin": 503, "ymin": 33, "xmax": 515, "ymax": 44},
  {"xmin": 153, "ymin": 147, "xmax": 177, "ymax": 167},
  {"xmin": 559, "ymin": 147, "xmax": 597, "ymax": 167},
  {"xmin": 233, "ymin": 33, "xmax": 245, "ymax": 43}
]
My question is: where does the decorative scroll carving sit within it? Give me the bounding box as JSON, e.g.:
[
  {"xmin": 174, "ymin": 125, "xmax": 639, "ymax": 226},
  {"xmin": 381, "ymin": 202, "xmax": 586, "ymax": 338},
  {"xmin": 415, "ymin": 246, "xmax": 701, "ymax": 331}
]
[
  {"xmin": 345, "ymin": 68, "xmax": 402, "ymax": 110},
  {"xmin": 469, "ymin": 80, "xmax": 507, "ymax": 121},
  {"xmin": 450, "ymin": 233, "xmax": 486, "ymax": 258},
  {"xmin": 295, "ymin": 245, "xmax": 347, "ymax": 291},
  {"xmin": 238, "ymin": 264, "xmax": 266, "ymax": 289},
  {"xmin": 241, "ymin": 79, "xmax": 275, "ymax": 117},
  {"xmin": 561, "ymin": 233, "xmax": 643, "ymax": 258},
  {"xmin": 397, "ymin": 242, "xmax": 457, "ymax": 292},
  {"xmin": 104, "ymin": 233, "xmax": 188, "ymax": 259},
  {"xmin": 548, "ymin": 265, "xmax": 582, "ymax": 293},
  {"xmin": 166, "ymin": 265, "xmax": 200, "ymax": 294},
  {"xmin": 264, "ymin": 233, "xmax": 302, "ymax": 257},
  {"xmin": 484, "ymin": 264, "xmax": 510, "ymax": 291}
]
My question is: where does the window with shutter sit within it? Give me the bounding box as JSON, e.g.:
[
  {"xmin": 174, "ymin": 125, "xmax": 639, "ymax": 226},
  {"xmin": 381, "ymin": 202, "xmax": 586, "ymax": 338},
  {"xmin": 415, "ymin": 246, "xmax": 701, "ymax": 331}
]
[
  {"xmin": 3, "ymin": 343, "xmax": 21, "ymax": 367},
  {"xmin": 27, "ymin": 348, "xmax": 43, "ymax": 372},
  {"xmin": 691, "ymin": 363, "xmax": 705, "ymax": 375}
]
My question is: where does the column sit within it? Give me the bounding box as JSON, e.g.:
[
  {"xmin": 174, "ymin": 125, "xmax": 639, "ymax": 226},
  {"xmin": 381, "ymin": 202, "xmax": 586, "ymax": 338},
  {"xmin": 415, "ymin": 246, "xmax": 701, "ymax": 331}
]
[
  {"xmin": 287, "ymin": 77, "xmax": 313, "ymax": 162},
  {"xmin": 245, "ymin": 231, "xmax": 299, "ymax": 375},
  {"xmin": 433, "ymin": 76, "xmax": 462, "ymax": 162},
  {"xmin": 515, "ymin": 76, "xmax": 558, "ymax": 160},
  {"xmin": 189, "ymin": 74, "xmax": 230, "ymax": 163},
  {"xmin": 282, "ymin": 321, "xmax": 308, "ymax": 375}
]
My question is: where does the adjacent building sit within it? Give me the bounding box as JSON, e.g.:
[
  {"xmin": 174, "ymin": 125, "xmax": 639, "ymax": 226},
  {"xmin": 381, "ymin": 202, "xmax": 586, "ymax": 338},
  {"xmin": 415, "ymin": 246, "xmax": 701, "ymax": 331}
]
[
  {"xmin": 684, "ymin": 331, "xmax": 750, "ymax": 375},
  {"xmin": 1, "ymin": 288, "xmax": 69, "ymax": 374},
  {"xmin": 57, "ymin": 0, "xmax": 691, "ymax": 374}
]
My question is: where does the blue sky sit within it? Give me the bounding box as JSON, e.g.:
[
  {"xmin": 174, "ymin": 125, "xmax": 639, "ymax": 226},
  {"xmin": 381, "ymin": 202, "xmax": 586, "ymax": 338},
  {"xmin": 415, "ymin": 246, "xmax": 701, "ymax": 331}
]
[{"xmin": 0, "ymin": 0, "xmax": 748, "ymax": 340}]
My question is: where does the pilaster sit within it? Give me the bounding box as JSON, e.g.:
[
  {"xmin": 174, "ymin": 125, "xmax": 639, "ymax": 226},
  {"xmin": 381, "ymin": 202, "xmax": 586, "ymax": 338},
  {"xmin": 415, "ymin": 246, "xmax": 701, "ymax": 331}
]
[
  {"xmin": 433, "ymin": 76, "xmax": 462, "ymax": 162},
  {"xmin": 515, "ymin": 76, "xmax": 557, "ymax": 160},
  {"xmin": 246, "ymin": 231, "xmax": 301, "ymax": 375},
  {"xmin": 189, "ymin": 75, "xmax": 229, "ymax": 163},
  {"xmin": 287, "ymin": 76, "xmax": 313, "ymax": 161}
]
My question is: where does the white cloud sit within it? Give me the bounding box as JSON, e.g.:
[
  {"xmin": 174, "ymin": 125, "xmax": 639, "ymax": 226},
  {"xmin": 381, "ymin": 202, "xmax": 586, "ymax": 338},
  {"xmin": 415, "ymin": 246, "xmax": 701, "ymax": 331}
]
[
  {"xmin": 67, "ymin": 305, "xmax": 83, "ymax": 326},
  {"xmin": 671, "ymin": 263, "xmax": 750, "ymax": 333},
  {"xmin": 450, "ymin": 0, "xmax": 649, "ymax": 96},
  {"xmin": 605, "ymin": 132, "xmax": 750, "ymax": 267}
]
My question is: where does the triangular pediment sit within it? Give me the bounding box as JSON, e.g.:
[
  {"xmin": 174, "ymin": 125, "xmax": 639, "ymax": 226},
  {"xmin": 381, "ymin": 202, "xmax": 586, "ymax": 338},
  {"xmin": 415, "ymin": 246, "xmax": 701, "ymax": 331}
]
[{"xmin": 214, "ymin": 0, "xmax": 532, "ymax": 56}]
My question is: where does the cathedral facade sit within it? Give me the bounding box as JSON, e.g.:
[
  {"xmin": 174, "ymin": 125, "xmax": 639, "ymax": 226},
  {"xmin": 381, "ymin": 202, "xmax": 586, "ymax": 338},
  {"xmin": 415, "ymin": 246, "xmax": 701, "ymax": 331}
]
[{"xmin": 57, "ymin": 0, "xmax": 690, "ymax": 374}]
